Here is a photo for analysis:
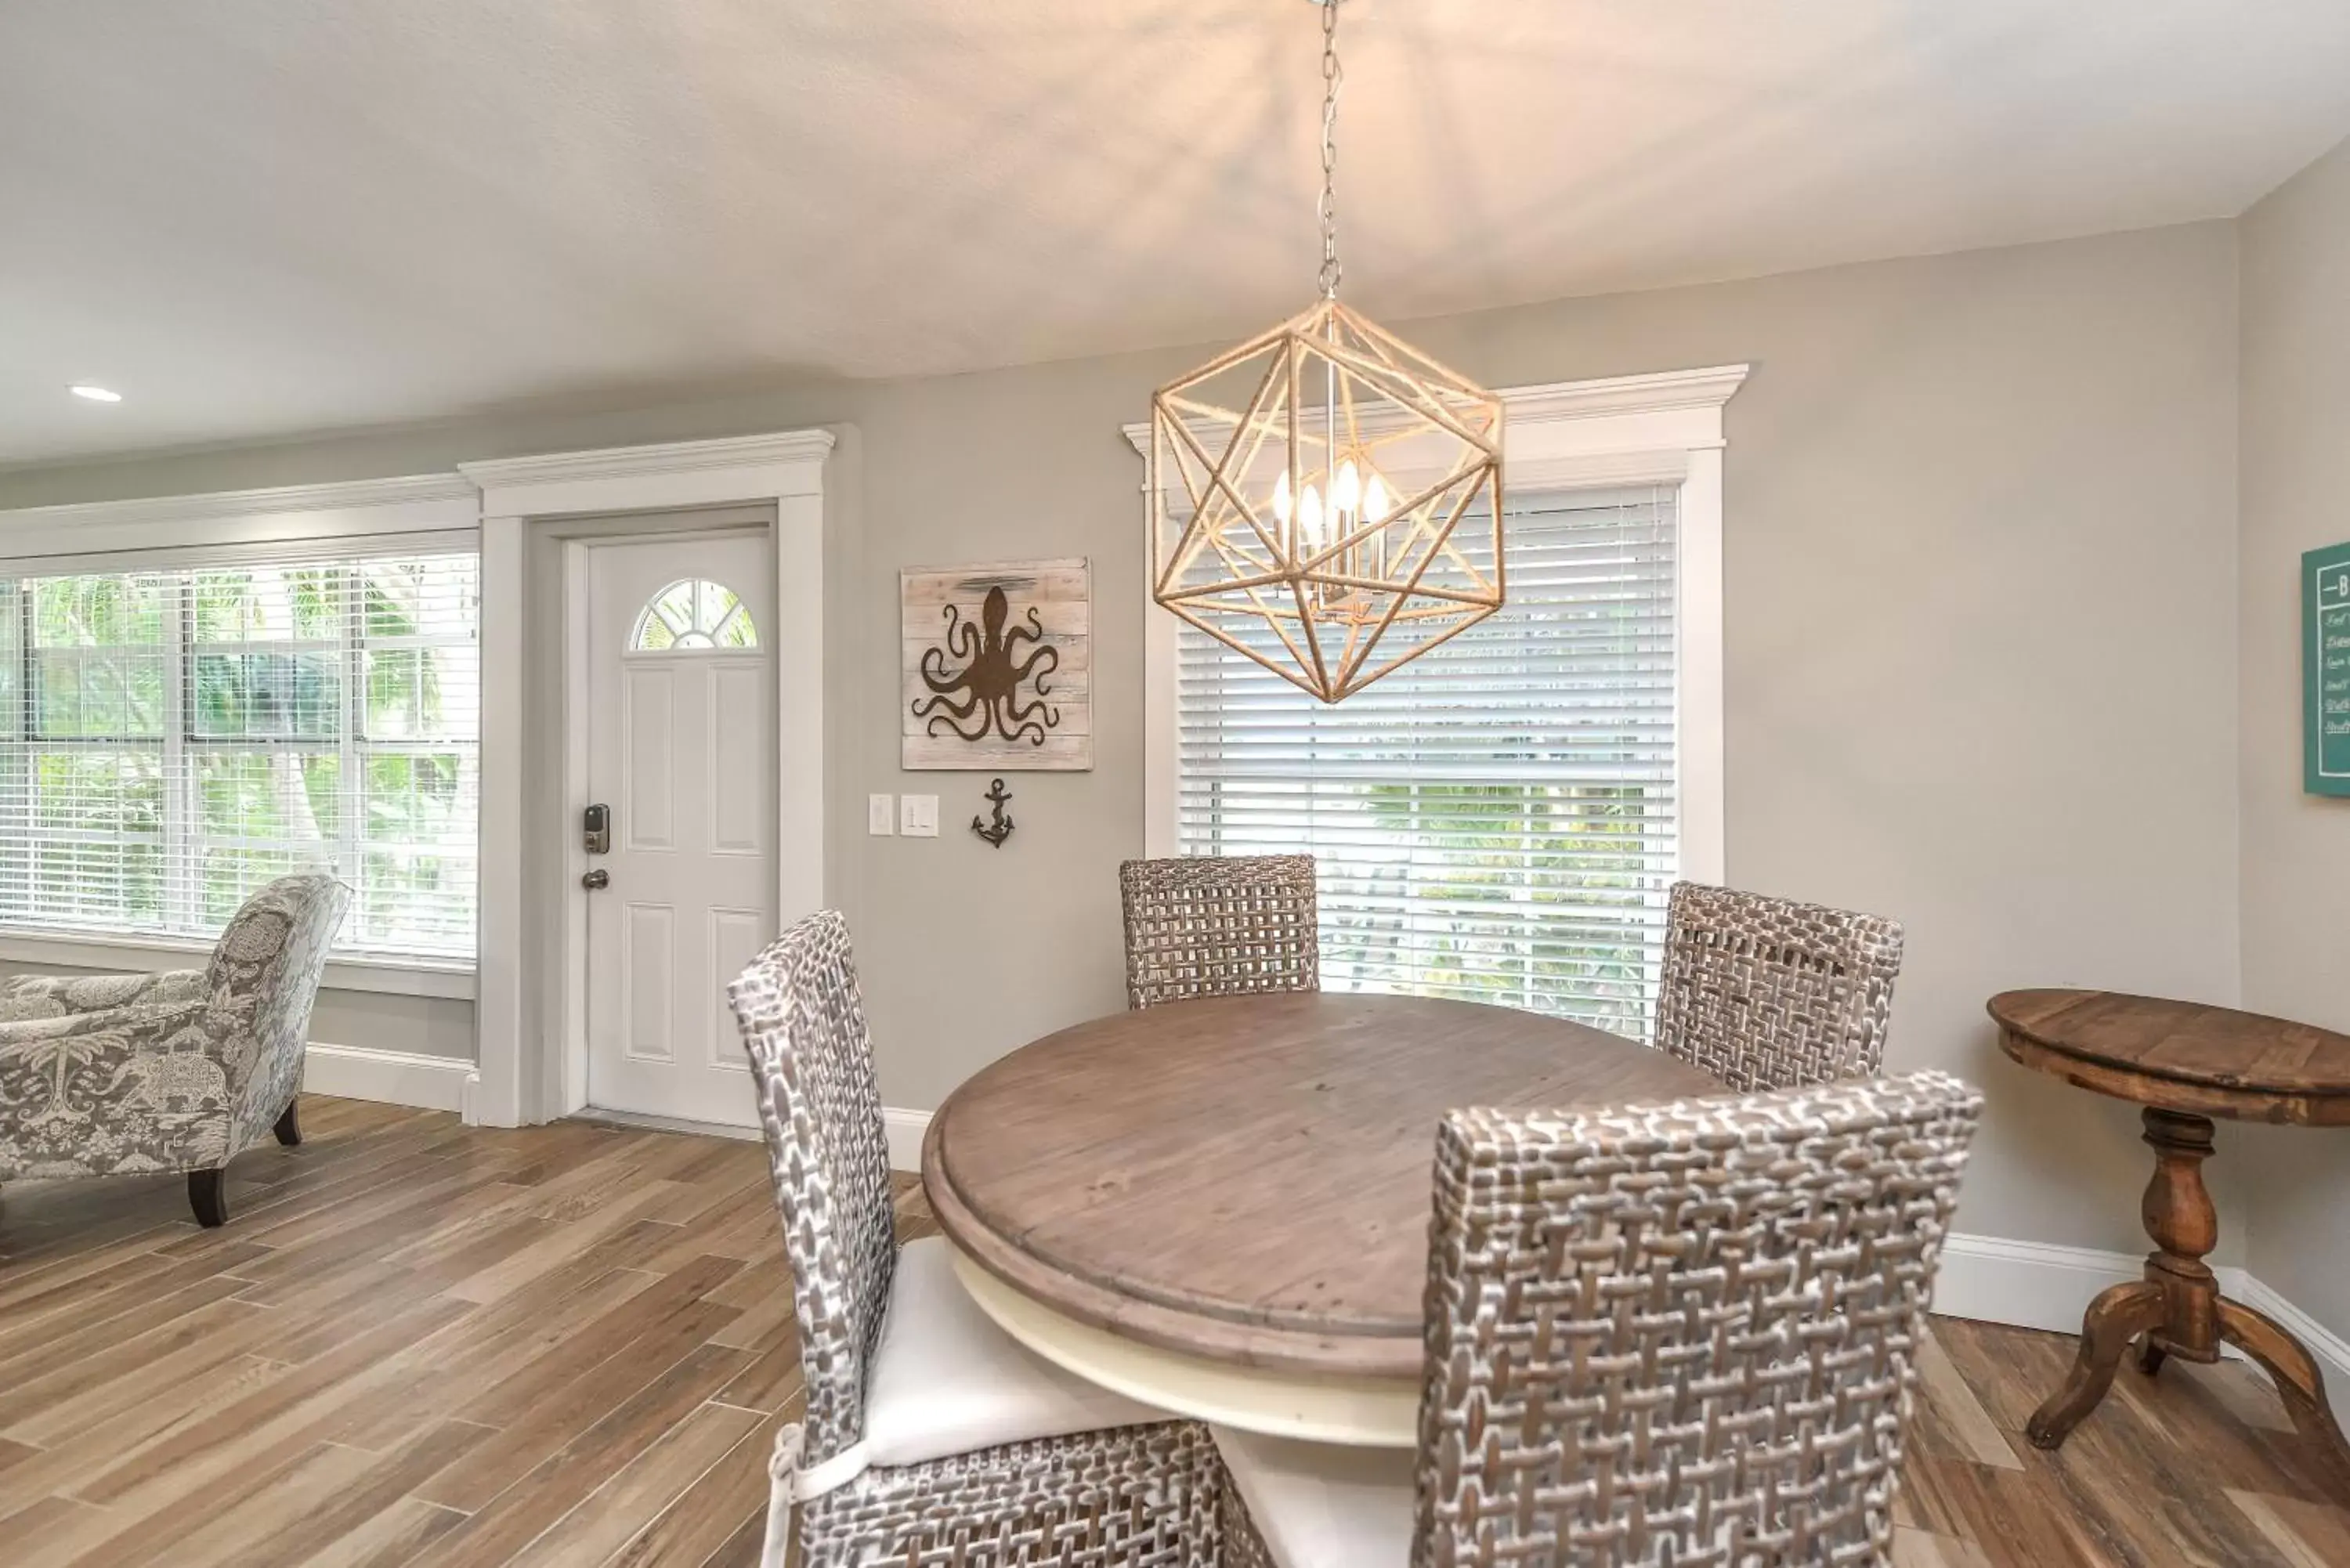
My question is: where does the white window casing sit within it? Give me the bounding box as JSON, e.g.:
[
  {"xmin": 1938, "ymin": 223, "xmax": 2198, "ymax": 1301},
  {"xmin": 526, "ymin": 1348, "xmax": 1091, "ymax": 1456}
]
[
  {"xmin": 0, "ymin": 478, "xmax": 481, "ymax": 993},
  {"xmin": 0, "ymin": 544, "xmax": 481, "ymax": 967},
  {"xmin": 1128, "ymin": 365, "xmax": 1742, "ymax": 1034}
]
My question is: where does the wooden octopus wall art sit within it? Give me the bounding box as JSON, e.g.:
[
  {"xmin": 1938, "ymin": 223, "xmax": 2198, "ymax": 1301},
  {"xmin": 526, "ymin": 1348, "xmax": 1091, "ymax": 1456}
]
[{"xmin": 901, "ymin": 558, "xmax": 1091, "ymax": 771}]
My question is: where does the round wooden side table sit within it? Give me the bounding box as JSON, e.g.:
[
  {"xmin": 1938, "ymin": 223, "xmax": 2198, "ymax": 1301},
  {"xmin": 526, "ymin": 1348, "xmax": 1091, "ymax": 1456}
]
[
  {"xmin": 1989, "ymin": 988, "xmax": 2350, "ymax": 1483},
  {"xmin": 923, "ymin": 992, "xmax": 1722, "ymax": 1446}
]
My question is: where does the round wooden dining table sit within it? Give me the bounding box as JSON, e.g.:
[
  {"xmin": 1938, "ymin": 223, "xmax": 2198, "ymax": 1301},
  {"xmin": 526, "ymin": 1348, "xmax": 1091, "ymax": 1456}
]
[{"xmin": 920, "ymin": 992, "xmax": 1722, "ymax": 1447}]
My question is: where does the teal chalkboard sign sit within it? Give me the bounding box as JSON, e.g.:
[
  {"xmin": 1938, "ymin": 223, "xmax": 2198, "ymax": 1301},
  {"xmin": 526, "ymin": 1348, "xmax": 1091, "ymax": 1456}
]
[{"xmin": 2308, "ymin": 542, "xmax": 2350, "ymax": 797}]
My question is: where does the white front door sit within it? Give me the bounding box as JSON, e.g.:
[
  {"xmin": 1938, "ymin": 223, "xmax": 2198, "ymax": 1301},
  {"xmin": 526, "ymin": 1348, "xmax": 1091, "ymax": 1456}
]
[{"xmin": 583, "ymin": 533, "xmax": 776, "ymax": 1128}]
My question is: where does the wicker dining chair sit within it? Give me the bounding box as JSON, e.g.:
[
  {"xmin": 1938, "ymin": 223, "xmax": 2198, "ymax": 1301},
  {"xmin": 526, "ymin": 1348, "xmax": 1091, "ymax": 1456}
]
[
  {"xmin": 1652, "ymin": 880, "xmax": 1906, "ymax": 1092},
  {"xmin": 1214, "ymin": 1069, "xmax": 1983, "ymax": 1568},
  {"xmin": 726, "ymin": 909, "xmax": 1222, "ymax": 1568},
  {"xmin": 1118, "ymin": 854, "xmax": 1318, "ymax": 1010}
]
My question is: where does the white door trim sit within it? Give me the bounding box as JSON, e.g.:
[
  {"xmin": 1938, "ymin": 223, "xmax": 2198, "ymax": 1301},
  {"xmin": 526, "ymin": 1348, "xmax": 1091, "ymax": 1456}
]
[
  {"xmin": 567, "ymin": 528, "xmax": 777, "ymax": 1125},
  {"xmin": 562, "ymin": 523, "xmax": 779, "ymax": 1121},
  {"xmin": 461, "ymin": 431, "xmax": 834, "ymax": 1127}
]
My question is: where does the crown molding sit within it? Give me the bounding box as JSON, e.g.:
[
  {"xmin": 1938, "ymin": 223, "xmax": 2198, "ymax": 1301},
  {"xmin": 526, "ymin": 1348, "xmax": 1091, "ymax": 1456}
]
[
  {"xmin": 0, "ymin": 472, "xmax": 475, "ymax": 534},
  {"xmin": 461, "ymin": 430, "xmax": 837, "ymax": 518},
  {"xmin": 1123, "ymin": 364, "xmax": 1751, "ymax": 460},
  {"xmin": 1501, "ymin": 363, "xmax": 1751, "ymax": 421},
  {"xmin": 457, "ymin": 431, "xmax": 836, "ymax": 492}
]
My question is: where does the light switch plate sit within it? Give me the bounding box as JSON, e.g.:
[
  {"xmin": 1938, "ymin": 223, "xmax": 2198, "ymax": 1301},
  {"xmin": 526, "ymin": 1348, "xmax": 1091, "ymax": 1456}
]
[
  {"xmin": 866, "ymin": 793, "xmax": 895, "ymax": 836},
  {"xmin": 900, "ymin": 794, "xmax": 939, "ymax": 837}
]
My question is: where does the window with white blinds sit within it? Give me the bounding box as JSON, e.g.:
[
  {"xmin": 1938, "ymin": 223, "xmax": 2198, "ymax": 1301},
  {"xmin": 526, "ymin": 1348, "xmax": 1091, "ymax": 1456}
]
[
  {"xmin": 1174, "ymin": 486, "xmax": 1679, "ymax": 1038},
  {"xmin": 0, "ymin": 547, "xmax": 481, "ymax": 963}
]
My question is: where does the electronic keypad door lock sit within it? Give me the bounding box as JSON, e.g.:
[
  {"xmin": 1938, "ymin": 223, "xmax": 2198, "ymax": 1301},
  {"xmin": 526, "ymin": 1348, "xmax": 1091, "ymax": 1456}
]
[{"xmin": 582, "ymin": 803, "xmax": 611, "ymax": 856}]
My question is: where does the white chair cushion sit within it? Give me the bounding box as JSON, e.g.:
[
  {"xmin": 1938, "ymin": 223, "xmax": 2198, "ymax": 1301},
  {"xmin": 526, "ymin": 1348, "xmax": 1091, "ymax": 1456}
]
[
  {"xmin": 862, "ymin": 1235, "xmax": 1166, "ymax": 1469},
  {"xmin": 1213, "ymin": 1425, "xmax": 1414, "ymax": 1568}
]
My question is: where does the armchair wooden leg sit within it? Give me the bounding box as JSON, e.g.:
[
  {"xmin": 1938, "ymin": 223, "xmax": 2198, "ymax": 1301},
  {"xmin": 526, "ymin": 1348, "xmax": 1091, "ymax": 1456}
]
[
  {"xmin": 273, "ymin": 1099, "xmax": 302, "ymax": 1147},
  {"xmin": 188, "ymin": 1169, "xmax": 229, "ymax": 1228}
]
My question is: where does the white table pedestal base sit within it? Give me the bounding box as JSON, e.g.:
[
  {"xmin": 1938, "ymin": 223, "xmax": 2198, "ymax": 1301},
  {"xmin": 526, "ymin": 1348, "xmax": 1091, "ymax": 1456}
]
[{"xmin": 947, "ymin": 1243, "xmax": 1419, "ymax": 1449}]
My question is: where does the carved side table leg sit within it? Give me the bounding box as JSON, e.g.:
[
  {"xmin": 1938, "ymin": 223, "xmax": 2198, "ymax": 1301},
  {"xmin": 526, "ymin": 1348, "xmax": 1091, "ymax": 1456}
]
[
  {"xmin": 2029, "ymin": 1107, "xmax": 2223, "ymax": 1449},
  {"xmin": 2028, "ymin": 1280, "xmax": 2165, "ymax": 1448},
  {"xmin": 2220, "ymin": 1299, "xmax": 2350, "ymax": 1494},
  {"xmin": 2137, "ymin": 1109, "xmax": 2222, "ymax": 1364}
]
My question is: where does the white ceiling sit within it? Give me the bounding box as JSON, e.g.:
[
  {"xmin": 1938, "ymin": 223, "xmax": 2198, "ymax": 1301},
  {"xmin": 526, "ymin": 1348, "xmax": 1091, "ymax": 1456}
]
[{"xmin": 5, "ymin": 0, "xmax": 2349, "ymax": 468}]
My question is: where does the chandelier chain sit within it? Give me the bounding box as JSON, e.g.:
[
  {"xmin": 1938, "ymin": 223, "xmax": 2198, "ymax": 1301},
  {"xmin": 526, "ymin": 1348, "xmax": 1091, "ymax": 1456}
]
[
  {"xmin": 1146, "ymin": 0, "xmax": 1508, "ymax": 703},
  {"xmin": 1317, "ymin": 0, "xmax": 1343, "ymax": 298}
]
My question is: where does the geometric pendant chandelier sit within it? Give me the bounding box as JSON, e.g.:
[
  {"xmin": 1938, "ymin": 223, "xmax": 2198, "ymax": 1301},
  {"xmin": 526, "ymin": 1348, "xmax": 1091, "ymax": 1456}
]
[{"xmin": 1146, "ymin": 0, "xmax": 1506, "ymax": 703}]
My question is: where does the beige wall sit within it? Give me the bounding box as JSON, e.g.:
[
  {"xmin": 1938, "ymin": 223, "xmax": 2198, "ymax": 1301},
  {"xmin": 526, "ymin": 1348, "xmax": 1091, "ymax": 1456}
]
[
  {"xmin": 2239, "ymin": 135, "xmax": 2350, "ymax": 1328},
  {"xmin": 0, "ymin": 221, "xmax": 2247, "ymax": 1256}
]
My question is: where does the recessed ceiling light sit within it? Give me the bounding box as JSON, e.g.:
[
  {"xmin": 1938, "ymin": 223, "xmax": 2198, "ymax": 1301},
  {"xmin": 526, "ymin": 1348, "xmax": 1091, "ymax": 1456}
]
[{"xmin": 70, "ymin": 385, "xmax": 123, "ymax": 403}]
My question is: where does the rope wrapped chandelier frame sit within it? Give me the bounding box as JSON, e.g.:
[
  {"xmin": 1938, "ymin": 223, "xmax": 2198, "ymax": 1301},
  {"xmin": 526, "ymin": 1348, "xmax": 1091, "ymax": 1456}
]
[{"xmin": 1146, "ymin": 0, "xmax": 1505, "ymax": 704}]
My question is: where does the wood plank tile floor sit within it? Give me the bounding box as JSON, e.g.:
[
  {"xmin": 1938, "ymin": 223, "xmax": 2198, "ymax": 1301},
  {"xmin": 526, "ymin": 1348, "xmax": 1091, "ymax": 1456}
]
[{"xmin": 1, "ymin": 1096, "xmax": 2345, "ymax": 1566}]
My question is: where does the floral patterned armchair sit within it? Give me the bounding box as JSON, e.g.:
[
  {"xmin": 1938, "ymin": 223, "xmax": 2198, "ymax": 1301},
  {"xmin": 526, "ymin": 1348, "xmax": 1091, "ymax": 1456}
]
[{"xmin": 0, "ymin": 874, "xmax": 352, "ymax": 1227}]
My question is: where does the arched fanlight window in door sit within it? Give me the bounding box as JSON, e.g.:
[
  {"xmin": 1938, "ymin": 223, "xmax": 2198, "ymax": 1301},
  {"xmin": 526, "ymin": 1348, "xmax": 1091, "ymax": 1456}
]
[{"xmin": 631, "ymin": 579, "xmax": 759, "ymax": 651}]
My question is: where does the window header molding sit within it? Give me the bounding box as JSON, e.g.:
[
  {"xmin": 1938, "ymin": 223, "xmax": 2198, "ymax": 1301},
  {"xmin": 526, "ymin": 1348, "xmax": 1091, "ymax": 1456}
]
[
  {"xmin": 1123, "ymin": 363, "xmax": 1749, "ymax": 494},
  {"xmin": 0, "ymin": 474, "xmax": 479, "ymax": 561},
  {"xmin": 0, "ymin": 527, "xmax": 482, "ymax": 582}
]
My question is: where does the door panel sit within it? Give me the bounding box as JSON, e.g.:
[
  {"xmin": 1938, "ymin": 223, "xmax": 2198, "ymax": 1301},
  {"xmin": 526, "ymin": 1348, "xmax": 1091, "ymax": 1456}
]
[
  {"xmin": 584, "ymin": 533, "xmax": 775, "ymax": 1127},
  {"xmin": 707, "ymin": 666, "xmax": 765, "ymax": 855},
  {"xmin": 624, "ymin": 903, "xmax": 676, "ymax": 1061},
  {"xmin": 707, "ymin": 907, "xmax": 765, "ymax": 1071},
  {"xmin": 623, "ymin": 666, "xmax": 677, "ymax": 850}
]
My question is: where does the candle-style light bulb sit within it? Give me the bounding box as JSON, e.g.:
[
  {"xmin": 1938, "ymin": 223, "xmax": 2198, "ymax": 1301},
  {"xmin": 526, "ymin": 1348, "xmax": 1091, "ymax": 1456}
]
[
  {"xmin": 1332, "ymin": 458, "xmax": 1362, "ymax": 517},
  {"xmin": 1299, "ymin": 483, "xmax": 1325, "ymax": 549},
  {"xmin": 1363, "ymin": 473, "xmax": 1390, "ymax": 525},
  {"xmin": 1271, "ymin": 469, "xmax": 1292, "ymax": 525}
]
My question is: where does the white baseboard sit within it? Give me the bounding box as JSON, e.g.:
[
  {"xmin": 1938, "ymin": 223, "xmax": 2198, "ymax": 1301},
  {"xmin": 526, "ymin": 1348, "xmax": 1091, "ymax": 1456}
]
[
  {"xmin": 302, "ymin": 1042, "xmax": 475, "ymax": 1115},
  {"xmin": 1932, "ymin": 1233, "xmax": 2146, "ymax": 1334},
  {"xmin": 884, "ymin": 1107, "xmax": 932, "ymax": 1173},
  {"xmin": 314, "ymin": 1067, "xmax": 930, "ymax": 1162},
  {"xmin": 1935, "ymin": 1231, "xmax": 2350, "ymax": 1409},
  {"xmin": 2236, "ymin": 1272, "xmax": 2350, "ymax": 1410}
]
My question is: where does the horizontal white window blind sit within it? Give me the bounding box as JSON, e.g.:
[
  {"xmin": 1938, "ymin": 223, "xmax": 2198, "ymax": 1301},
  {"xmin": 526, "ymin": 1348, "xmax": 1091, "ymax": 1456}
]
[
  {"xmin": 0, "ymin": 547, "xmax": 481, "ymax": 963},
  {"xmin": 1175, "ymin": 486, "xmax": 1679, "ymax": 1038}
]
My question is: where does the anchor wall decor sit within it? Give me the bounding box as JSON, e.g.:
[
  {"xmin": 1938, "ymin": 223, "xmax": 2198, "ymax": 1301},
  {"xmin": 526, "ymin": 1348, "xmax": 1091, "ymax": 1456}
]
[{"xmin": 971, "ymin": 779, "xmax": 1014, "ymax": 848}]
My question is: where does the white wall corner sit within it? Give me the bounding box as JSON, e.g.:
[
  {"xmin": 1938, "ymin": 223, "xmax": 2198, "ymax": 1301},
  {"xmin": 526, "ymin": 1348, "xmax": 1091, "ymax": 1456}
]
[
  {"xmin": 472, "ymin": 513, "xmax": 529, "ymax": 1128},
  {"xmin": 303, "ymin": 1042, "xmax": 474, "ymax": 1115},
  {"xmin": 885, "ymin": 1107, "xmax": 933, "ymax": 1173}
]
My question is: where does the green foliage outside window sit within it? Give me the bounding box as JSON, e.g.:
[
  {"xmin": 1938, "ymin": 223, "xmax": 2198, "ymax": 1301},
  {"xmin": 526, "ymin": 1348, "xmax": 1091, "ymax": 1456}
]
[
  {"xmin": 0, "ymin": 559, "xmax": 479, "ymax": 957},
  {"xmin": 1340, "ymin": 780, "xmax": 1658, "ymax": 1034}
]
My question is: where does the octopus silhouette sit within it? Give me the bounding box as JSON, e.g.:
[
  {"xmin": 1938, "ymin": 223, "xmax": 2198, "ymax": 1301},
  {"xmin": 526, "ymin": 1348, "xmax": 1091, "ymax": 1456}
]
[{"xmin": 912, "ymin": 586, "xmax": 1061, "ymax": 746}]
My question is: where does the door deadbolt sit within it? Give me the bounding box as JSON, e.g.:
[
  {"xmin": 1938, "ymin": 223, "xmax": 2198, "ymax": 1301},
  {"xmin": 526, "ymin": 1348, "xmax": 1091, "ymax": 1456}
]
[
  {"xmin": 582, "ymin": 803, "xmax": 612, "ymax": 855},
  {"xmin": 581, "ymin": 869, "xmax": 610, "ymax": 891}
]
